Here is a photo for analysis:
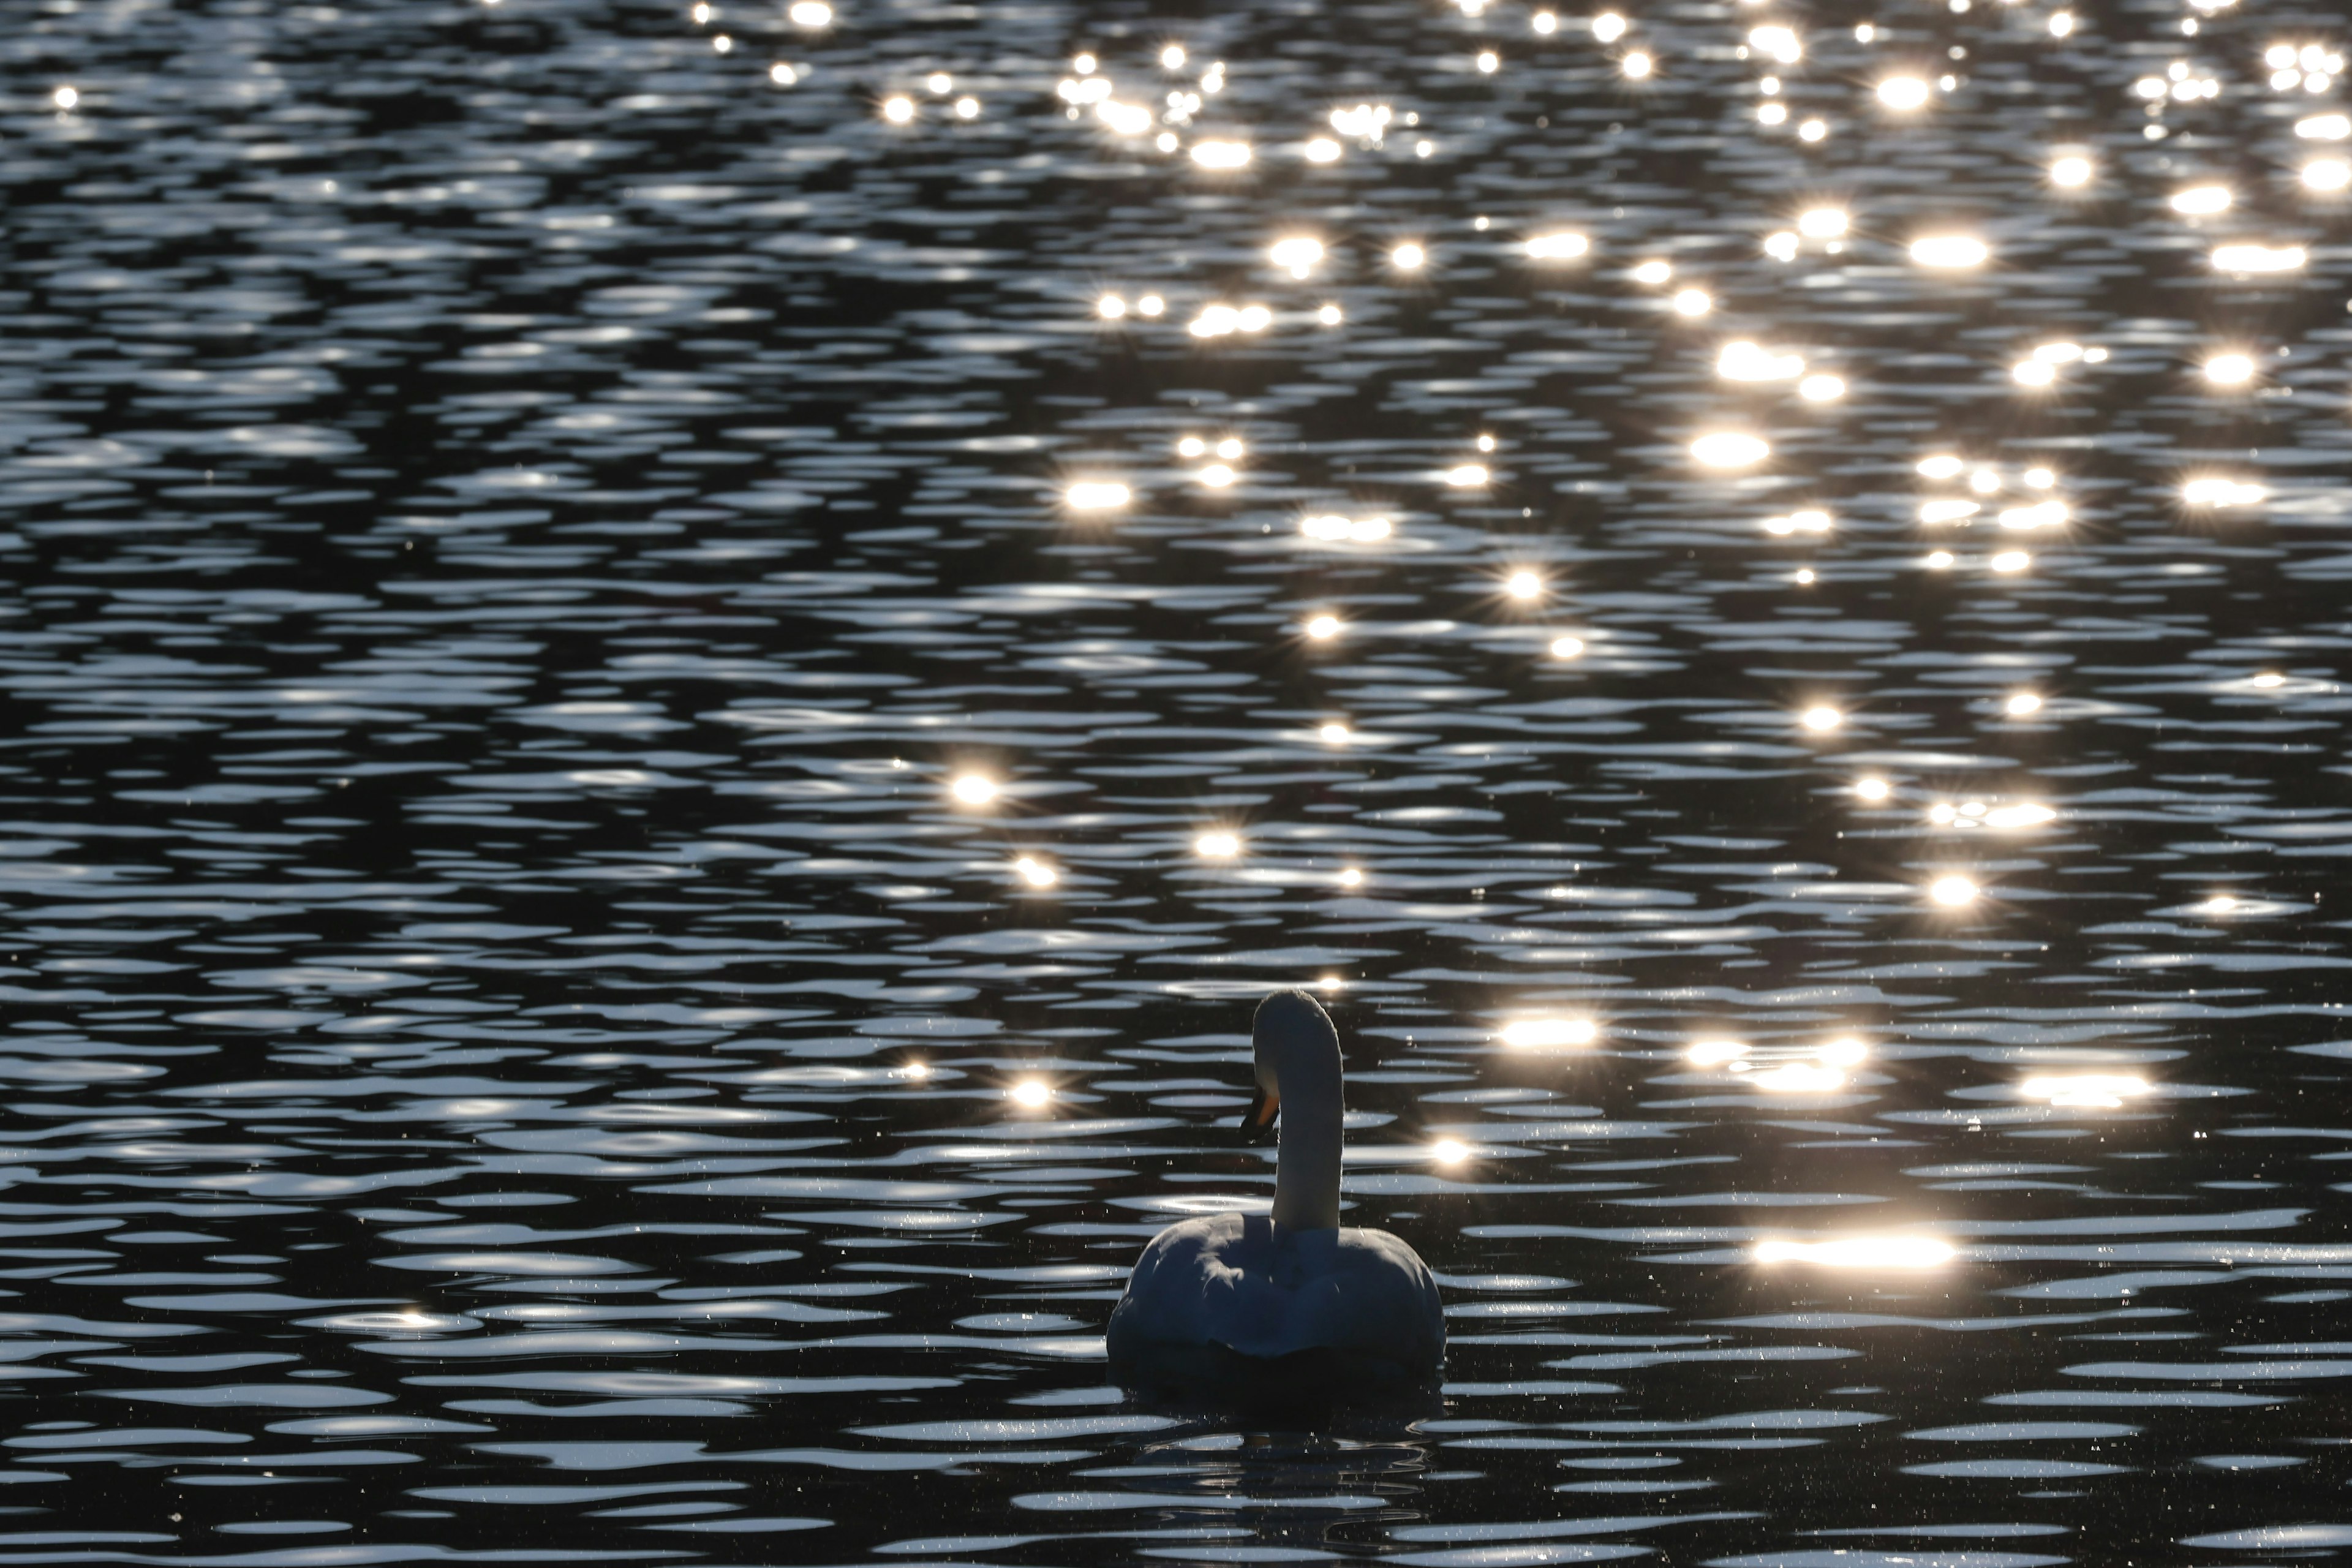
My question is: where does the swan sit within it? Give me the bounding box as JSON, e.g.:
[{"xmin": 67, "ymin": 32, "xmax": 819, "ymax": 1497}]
[{"xmin": 1106, "ymin": 989, "xmax": 1445, "ymax": 1393}]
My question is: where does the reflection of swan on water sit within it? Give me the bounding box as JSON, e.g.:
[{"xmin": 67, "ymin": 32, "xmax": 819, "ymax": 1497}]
[{"xmin": 1107, "ymin": 990, "xmax": 1445, "ymax": 1395}]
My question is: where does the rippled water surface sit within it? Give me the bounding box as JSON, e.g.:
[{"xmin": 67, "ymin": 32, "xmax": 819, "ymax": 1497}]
[{"xmin": 6, "ymin": 0, "xmax": 2352, "ymax": 1559}]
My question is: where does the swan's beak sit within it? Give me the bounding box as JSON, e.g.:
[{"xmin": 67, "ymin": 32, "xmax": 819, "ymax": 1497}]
[{"xmin": 1241, "ymin": 1084, "xmax": 1279, "ymax": 1142}]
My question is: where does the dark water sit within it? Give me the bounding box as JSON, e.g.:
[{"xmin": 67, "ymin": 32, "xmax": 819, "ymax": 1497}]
[{"xmin": 6, "ymin": 0, "xmax": 2352, "ymax": 1559}]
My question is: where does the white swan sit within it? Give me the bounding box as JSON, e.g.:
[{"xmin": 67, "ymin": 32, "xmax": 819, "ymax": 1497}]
[{"xmin": 1106, "ymin": 990, "xmax": 1445, "ymax": 1391}]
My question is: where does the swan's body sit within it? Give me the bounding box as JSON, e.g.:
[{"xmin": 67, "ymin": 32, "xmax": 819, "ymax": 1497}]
[{"xmin": 1107, "ymin": 991, "xmax": 1444, "ymax": 1392}]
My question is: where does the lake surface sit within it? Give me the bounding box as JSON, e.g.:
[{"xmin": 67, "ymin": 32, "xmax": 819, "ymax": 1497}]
[{"xmin": 5, "ymin": 0, "xmax": 2352, "ymax": 1560}]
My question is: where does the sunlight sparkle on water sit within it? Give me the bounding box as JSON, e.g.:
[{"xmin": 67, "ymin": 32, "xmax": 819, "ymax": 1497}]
[
  {"xmin": 1393, "ymin": 242, "xmax": 1427, "ymax": 271},
  {"xmin": 1550, "ymin": 635, "xmax": 1585, "ymax": 659},
  {"xmin": 2021, "ymin": 1073, "xmax": 2150, "ymax": 1109},
  {"xmin": 1756, "ymin": 1237, "xmax": 1956, "ymax": 1268},
  {"xmin": 1800, "ymin": 705, "xmax": 1841, "ymax": 732},
  {"xmin": 1798, "ymin": 372, "xmax": 1845, "ymax": 402},
  {"xmin": 1718, "ymin": 341, "xmax": 1804, "ymax": 381},
  {"xmin": 1445, "ymin": 463, "xmax": 1489, "ymax": 486},
  {"xmin": 1319, "ymin": 722, "xmax": 1351, "ymax": 744},
  {"xmin": 786, "ymin": 0, "xmax": 829, "ymax": 24},
  {"xmin": 1270, "ymin": 236, "xmax": 1324, "ymax": 277},
  {"xmin": 2183, "ymin": 476, "xmax": 2264, "ymax": 507},
  {"xmin": 2203, "ymin": 352, "xmax": 2256, "ymax": 386},
  {"xmin": 1432, "ymin": 1139, "xmax": 1470, "ymax": 1164},
  {"xmin": 1930, "ymin": 874, "xmax": 1980, "ymax": 907},
  {"xmin": 1009, "ymin": 1079, "xmax": 1053, "ymax": 1109},
  {"xmin": 1687, "ymin": 1038, "xmax": 1750, "ymax": 1066},
  {"xmin": 1672, "ymin": 288, "xmax": 1712, "ymax": 317},
  {"xmin": 2212, "ymin": 244, "xmax": 2305, "ymax": 273},
  {"xmin": 1502, "ymin": 1017, "xmax": 1597, "ymax": 1050},
  {"xmin": 1990, "ymin": 550, "xmax": 2031, "ymax": 573},
  {"xmin": 1195, "ymin": 831, "xmax": 1241, "ymax": 859},
  {"xmin": 1856, "ymin": 776, "xmax": 1890, "ymax": 802},
  {"xmin": 1877, "ymin": 76, "xmax": 1931, "ymax": 110},
  {"xmin": 1191, "ymin": 140, "xmax": 1251, "ymax": 169},
  {"xmin": 1305, "ymin": 614, "xmax": 1341, "ymax": 641},
  {"xmin": 1065, "ymin": 482, "xmax": 1129, "ymax": 511},
  {"xmin": 2051, "ymin": 154, "xmax": 2094, "ymax": 187},
  {"xmin": 1691, "ymin": 432, "xmax": 1769, "ymax": 469},
  {"xmin": 1013, "ymin": 856, "xmax": 1058, "ymax": 888},
  {"xmin": 1527, "ymin": 232, "xmax": 1589, "ymax": 260},
  {"xmin": 1506, "ymin": 570, "xmax": 1544, "ymax": 600},
  {"xmin": 2171, "ymin": 184, "xmax": 2232, "ymax": 215},
  {"xmin": 1302, "ymin": 513, "xmax": 1390, "ymax": 542},
  {"xmin": 1910, "ymin": 235, "xmax": 1989, "ymax": 268},
  {"xmin": 2005, "ymin": 692, "xmax": 2043, "ymax": 717}
]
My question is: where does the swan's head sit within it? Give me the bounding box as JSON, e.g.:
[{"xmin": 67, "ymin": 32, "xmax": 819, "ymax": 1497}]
[{"xmin": 1243, "ymin": 989, "xmax": 1341, "ymax": 1142}]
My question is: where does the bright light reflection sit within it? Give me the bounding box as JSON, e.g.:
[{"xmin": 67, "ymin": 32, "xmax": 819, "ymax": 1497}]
[
  {"xmin": 2212, "ymin": 244, "xmax": 2305, "ymax": 273},
  {"xmin": 2005, "ymin": 692, "xmax": 2043, "ymax": 716},
  {"xmin": 1305, "ymin": 614, "xmax": 1341, "ymax": 640},
  {"xmin": 1528, "ymin": 231, "xmax": 1590, "ymax": 260},
  {"xmin": 1687, "ymin": 1038, "xmax": 1750, "ymax": 1066},
  {"xmin": 1798, "ymin": 372, "xmax": 1845, "ymax": 402},
  {"xmin": 2051, "ymin": 154, "xmax": 2094, "ymax": 187},
  {"xmin": 1877, "ymin": 75, "xmax": 1931, "ymax": 110},
  {"xmin": 2302, "ymin": 156, "xmax": 2351, "ymax": 192},
  {"xmin": 1593, "ymin": 12, "xmax": 1627, "ymax": 42},
  {"xmin": 1502, "ymin": 1017, "xmax": 1597, "ymax": 1049},
  {"xmin": 1800, "ymin": 705, "xmax": 1842, "ymax": 732},
  {"xmin": 1756, "ymin": 1237, "xmax": 1956, "ymax": 1268},
  {"xmin": 2019, "ymin": 1073, "xmax": 2150, "ymax": 1108},
  {"xmin": 881, "ymin": 96, "xmax": 914, "ymax": 123},
  {"xmin": 1752, "ymin": 1062, "xmax": 1846, "ymax": 1093},
  {"xmin": 1692, "ymin": 432, "xmax": 1770, "ymax": 469},
  {"xmin": 2203, "ymin": 353, "xmax": 2256, "ymax": 386},
  {"xmin": 1065, "ymin": 482, "xmax": 1130, "ymax": 511},
  {"xmin": 1191, "ymin": 140, "xmax": 1251, "ymax": 168},
  {"xmin": 1319, "ymin": 722, "xmax": 1351, "ymax": 744},
  {"xmin": 1009, "ymin": 1079, "xmax": 1052, "ymax": 1109},
  {"xmin": 1856, "ymin": 776, "xmax": 1891, "ymax": 802},
  {"xmin": 1671, "ymin": 287, "xmax": 1713, "ymax": 317},
  {"xmin": 1013, "ymin": 856, "xmax": 1057, "ymax": 888},
  {"xmin": 1506, "ymin": 570, "xmax": 1543, "ymax": 600},
  {"xmin": 1991, "ymin": 550, "xmax": 2031, "ymax": 573},
  {"xmin": 1270, "ymin": 236, "xmax": 1324, "ymax": 277},
  {"xmin": 1195, "ymin": 831, "xmax": 1241, "ymax": 859},
  {"xmin": 1550, "ymin": 635, "xmax": 1585, "ymax": 659},
  {"xmin": 1797, "ymin": 206, "xmax": 1847, "ymax": 238},
  {"xmin": 1432, "ymin": 1139, "xmax": 1470, "ymax": 1164},
  {"xmin": 1718, "ymin": 341, "xmax": 1804, "ymax": 382},
  {"xmin": 1446, "ymin": 463, "xmax": 1490, "ymax": 486},
  {"xmin": 1393, "ymin": 242, "xmax": 1427, "ymax": 270},
  {"xmin": 2171, "ymin": 184, "xmax": 2232, "ymax": 214},
  {"xmin": 1622, "ymin": 51, "xmax": 1654, "ymax": 79},
  {"xmin": 1305, "ymin": 137, "xmax": 1341, "ymax": 162},
  {"xmin": 1910, "ymin": 235, "xmax": 1989, "ymax": 268},
  {"xmin": 2183, "ymin": 476, "xmax": 2264, "ymax": 507},
  {"xmin": 950, "ymin": 774, "xmax": 998, "ymax": 806},
  {"xmin": 787, "ymin": 0, "xmax": 830, "ymax": 24},
  {"xmin": 1929, "ymin": 874, "xmax": 1979, "ymax": 907}
]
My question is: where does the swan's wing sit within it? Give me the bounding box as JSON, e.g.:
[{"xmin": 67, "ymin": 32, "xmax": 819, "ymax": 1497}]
[{"xmin": 1109, "ymin": 1214, "xmax": 1288, "ymax": 1357}]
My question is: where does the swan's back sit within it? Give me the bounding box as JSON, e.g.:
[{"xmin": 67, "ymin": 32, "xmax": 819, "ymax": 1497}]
[{"xmin": 1107, "ymin": 1213, "xmax": 1444, "ymax": 1389}]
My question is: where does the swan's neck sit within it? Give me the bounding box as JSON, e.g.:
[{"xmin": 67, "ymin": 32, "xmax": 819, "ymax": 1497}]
[{"xmin": 1273, "ymin": 1109, "xmax": 1341, "ymax": 1229}]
